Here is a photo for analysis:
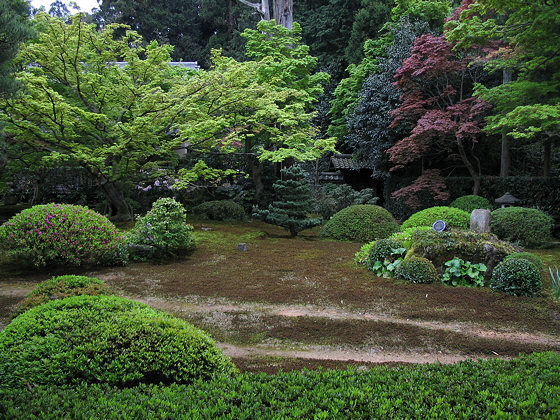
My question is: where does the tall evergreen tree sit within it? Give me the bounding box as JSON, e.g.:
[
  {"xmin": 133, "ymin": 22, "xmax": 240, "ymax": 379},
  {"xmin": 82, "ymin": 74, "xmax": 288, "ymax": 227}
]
[{"xmin": 253, "ymin": 166, "xmax": 322, "ymax": 237}]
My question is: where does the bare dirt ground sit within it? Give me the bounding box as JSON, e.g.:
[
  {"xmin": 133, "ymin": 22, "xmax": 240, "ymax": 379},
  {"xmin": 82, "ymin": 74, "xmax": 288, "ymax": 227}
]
[{"xmin": 1, "ymin": 219, "xmax": 559, "ymax": 373}]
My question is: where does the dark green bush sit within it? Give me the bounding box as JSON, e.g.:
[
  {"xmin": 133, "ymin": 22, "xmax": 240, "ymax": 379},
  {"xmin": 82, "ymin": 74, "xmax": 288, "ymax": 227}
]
[
  {"xmin": 192, "ymin": 200, "xmax": 247, "ymax": 221},
  {"xmin": 15, "ymin": 275, "xmax": 111, "ymax": 315},
  {"xmin": 491, "ymin": 207, "xmax": 553, "ymax": 247},
  {"xmin": 450, "ymin": 195, "xmax": 492, "ymax": 213},
  {"xmin": 1, "ymin": 353, "xmax": 559, "ymax": 418},
  {"xmin": 0, "ymin": 203, "xmax": 126, "ymax": 267},
  {"xmin": 401, "ymin": 206, "xmax": 470, "ymax": 231},
  {"xmin": 320, "ymin": 205, "xmax": 399, "ymax": 242},
  {"xmin": 127, "ymin": 198, "xmax": 195, "ymax": 260},
  {"xmin": 368, "ymin": 239, "xmax": 403, "ymax": 268},
  {"xmin": 394, "ymin": 257, "xmax": 438, "ymax": 284},
  {"xmin": 407, "ymin": 230, "xmax": 517, "ymax": 279},
  {"xmin": 0, "ymin": 295, "xmax": 236, "ymax": 387},
  {"xmin": 314, "ymin": 184, "xmax": 378, "ymax": 220},
  {"xmin": 490, "ymin": 258, "xmax": 543, "ymax": 297},
  {"xmin": 504, "ymin": 252, "xmax": 545, "ymax": 271}
]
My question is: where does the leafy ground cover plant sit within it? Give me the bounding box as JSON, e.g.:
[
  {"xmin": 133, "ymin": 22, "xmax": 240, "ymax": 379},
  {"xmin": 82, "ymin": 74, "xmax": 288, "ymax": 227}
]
[
  {"xmin": 491, "ymin": 207, "xmax": 553, "ymax": 247},
  {"xmin": 0, "ymin": 295, "xmax": 236, "ymax": 387},
  {"xmin": 490, "ymin": 258, "xmax": 543, "ymax": 297},
  {"xmin": 14, "ymin": 275, "xmax": 111, "ymax": 315},
  {"xmin": 401, "ymin": 206, "xmax": 470, "ymax": 230},
  {"xmin": 1, "ymin": 352, "xmax": 559, "ymax": 418},
  {"xmin": 192, "ymin": 200, "xmax": 247, "ymax": 221},
  {"xmin": 450, "ymin": 195, "xmax": 492, "ymax": 213},
  {"xmin": 394, "ymin": 256, "xmax": 439, "ymax": 284},
  {"xmin": 321, "ymin": 205, "xmax": 399, "ymax": 242},
  {"xmin": 127, "ymin": 198, "xmax": 195, "ymax": 260},
  {"xmin": 0, "ymin": 203, "xmax": 126, "ymax": 267},
  {"xmin": 441, "ymin": 258, "xmax": 487, "ymax": 287},
  {"xmin": 367, "ymin": 239, "xmax": 406, "ymax": 278}
]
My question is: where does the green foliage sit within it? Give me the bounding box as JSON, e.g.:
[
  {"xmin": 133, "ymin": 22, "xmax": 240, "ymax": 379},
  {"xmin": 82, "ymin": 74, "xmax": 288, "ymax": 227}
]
[
  {"xmin": 401, "ymin": 206, "xmax": 470, "ymax": 231},
  {"xmin": 367, "ymin": 238, "xmax": 406, "ymax": 278},
  {"xmin": 450, "ymin": 195, "xmax": 492, "ymax": 213},
  {"xmin": 15, "ymin": 275, "xmax": 111, "ymax": 315},
  {"xmin": 504, "ymin": 252, "xmax": 545, "ymax": 272},
  {"xmin": 550, "ymin": 267, "xmax": 560, "ymax": 301},
  {"xmin": 441, "ymin": 258, "xmax": 487, "ymax": 288},
  {"xmin": 355, "ymin": 241, "xmax": 376, "ymax": 266},
  {"xmin": 0, "ymin": 203, "xmax": 126, "ymax": 268},
  {"xmin": 314, "ymin": 183, "xmax": 377, "ymax": 220},
  {"xmin": 192, "ymin": 200, "xmax": 246, "ymax": 221},
  {"xmin": 0, "ymin": 295, "xmax": 236, "ymax": 387},
  {"xmin": 394, "ymin": 256, "xmax": 439, "ymax": 284},
  {"xmin": 321, "ymin": 205, "xmax": 399, "ymax": 242},
  {"xmin": 406, "ymin": 229, "xmax": 516, "ymax": 277},
  {"xmin": 127, "ymin": 198, "xmax": 195, "ymax": 260},
  {"xmin": 2, "ymin": 352, "xmax": 559, "ymax": 417},
  {"xmin": 253, "ymin": 166, "xmax": 321, "ymax": 237},
  {"xmin": 491, "ymin": 207, "xmax": 553, "ymax": 248},
  {"xmin": 490, "ymin": 259, "xmax": 543, "ymax": 297},
  {"xmin": 388, "ymin": 226, "xmax": 432, "ymax": 249}
]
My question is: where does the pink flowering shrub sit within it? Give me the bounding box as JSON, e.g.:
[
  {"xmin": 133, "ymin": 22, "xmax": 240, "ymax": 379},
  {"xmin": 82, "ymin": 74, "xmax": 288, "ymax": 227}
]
[{"xmin": 0, "ymin": 203, "xmax": 127, "ymax": 267}]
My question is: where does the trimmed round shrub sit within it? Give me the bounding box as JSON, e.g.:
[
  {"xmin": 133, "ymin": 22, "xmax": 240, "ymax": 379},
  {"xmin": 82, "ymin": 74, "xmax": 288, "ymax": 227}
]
[
  {"xmin": 394, "ymin": 257, "xmax": 439, "ymax": 284},
  {"xmin": 491, "ymin": 207, "xmax": 553, "ymax": 247},
  {"xmin": 503, "ymin": 252, "xmax": 545, "ymax": 271},
  {"xmin": 0, "ymin": 295, "xmax": 236, "ymax": 387},
  {"xmin": 192, "ymin": 200, "xmax": 246, "ymax": 221},
  {"xmin": 401, "ymin": 206, "xmax": 470, "ymax": 231},
  {"xmin": 0, "ymin": 203, "xmax": 125, "ymax": 268},
  {"xmin": 490, "ymin": 258, "xmax": 543, "ymax": 297},
  {"xmin": 127, "ymin": 198, "xmax": 195, "ymax": 260},
  {"xmin": 450, "ymin": 195, "xmax": 492, "ymax": 213},
  {"xmin": 368, "ymin": 239, "xmax": 402, "ymax": 268},
  {"xmin": 15, "ymin": 275, "xmax": 111, "ymax": 315},
  {"xmin": 320, "ymin": 205, "xmax": 399, "ymax": 242}
]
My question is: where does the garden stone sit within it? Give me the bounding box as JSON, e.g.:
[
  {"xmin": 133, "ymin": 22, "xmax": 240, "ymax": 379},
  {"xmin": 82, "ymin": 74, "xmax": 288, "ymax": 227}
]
[
  {"xmin": 470, "ymin": 209, "xmax": 491, "ymax": 233},
  {"xmin": 238, "ymin": 243, "xmax": 248, "ymax": 252}
]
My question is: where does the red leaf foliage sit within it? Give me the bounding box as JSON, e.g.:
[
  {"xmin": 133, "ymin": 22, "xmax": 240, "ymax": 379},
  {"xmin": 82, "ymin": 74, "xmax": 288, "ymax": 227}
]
[{"xmin": 391, "ymin": 169, "xmax": 450, "ymax": 210}]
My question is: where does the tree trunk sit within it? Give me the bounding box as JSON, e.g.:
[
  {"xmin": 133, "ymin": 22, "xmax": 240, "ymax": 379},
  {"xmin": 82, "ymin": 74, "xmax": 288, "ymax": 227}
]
[
  {"xmin": 100, "ymin": 181, "xmax": 132, "ymax": 221},
  {"xmin": 500, "ymin": 68, "xmax": 513, "ymax": 177},
  {"xmin": 248, "ymin": 156, "xmax": 265, "ymax": 202},
  {"xmin": 273, "ymin": 0, "xmax": 293, "ymax": 29},
  {"xmin": 456, "ymin": 138, "xmax": 481, "ymax": 196},
  {"xmin": 543, "ymin": 137, "xmax": 552, "ymax": 177}
]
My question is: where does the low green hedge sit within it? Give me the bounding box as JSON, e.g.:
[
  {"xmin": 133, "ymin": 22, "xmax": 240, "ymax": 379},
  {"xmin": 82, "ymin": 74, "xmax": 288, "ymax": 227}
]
[
  {"xmin": 1, "ymin": 353, "xmax": 559, "ymax": 418},
  {"xmin": 450, "ymin": 195, "xmax": 492, "ymax": 213},
  {"xmin": 14, "ymin": 275, "xmax": 112, "ymax": 315},
  {"xmin": 192, "ymin": 200, "xmax": 247, "ymax": 221},
  {"xmin": 321, "ymin": 205, "xmax": 399, "ymax": 242},
  {"xmin": 491, "ymin": 207, "xmax": 553, "ymax": 247},
  {"xmin": 0, "ymin": 295, "xmax": 236, "ymax": 387},
  {"xmin": 401, "ymin": 206, "xmax": 470, "ymax": 231}
]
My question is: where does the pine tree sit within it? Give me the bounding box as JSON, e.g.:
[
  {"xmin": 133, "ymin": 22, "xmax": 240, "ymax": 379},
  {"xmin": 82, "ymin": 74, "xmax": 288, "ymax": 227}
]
[{"xmin": 253, "ymin": 166, "xmax": 321, "ymax": 237}]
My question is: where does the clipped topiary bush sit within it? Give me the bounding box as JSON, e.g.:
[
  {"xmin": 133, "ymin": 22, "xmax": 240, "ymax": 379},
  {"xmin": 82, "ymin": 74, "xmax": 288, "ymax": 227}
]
[
  {"xmin": 0, "ymin": 203, "xmax": 126, "ymax": 268},
  {"xmin": 320, "ymin": 205, "xmax": 399, "ymax": 242},
  {"xmin": 0, "ymin": 295, "xmax": 236, "ymax": 387},
  {"xmin": 15, "ymin": 275, "xmax": 111, "ymax": 315},
  {"xmin": 314, "ymin": 183, "xmax": 378, "ymax": 220},
  {"xmin": 407, "ymin": 229, "xmax": 517, "ymax": 279},
  {"xmin": 490, "ymin": 258, "xmax": 543, "ymax": 297},
  {"xmin": 450, "ymin": 195, "xmax": 492, "ymax": 213},
  {"xmin": 127, "ymin": 198, "xmax": 195, "ymax": 260},
  {"xmin": 503, "ymin": 252, "xmax": 545, "ymax": 271},
  {"xmin": 192, "ymin": 200, "xmax": 247, "ymax": 221},
  {"xmin": 401, "ymin": 206, "xmax": 470, "ymax": 231},
  {"xmin": 491, "ymin": 207, "xmax": 553, "ymax": 247},
  {"xmin": 394, "ymin": 256, "xmax": 439, "ymax": 284}
]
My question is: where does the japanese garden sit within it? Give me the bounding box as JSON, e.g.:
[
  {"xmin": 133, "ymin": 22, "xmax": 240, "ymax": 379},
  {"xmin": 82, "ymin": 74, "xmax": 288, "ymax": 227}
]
[{"xmin": 1, "ymin": 0, "xmax": 559, "ymax": 417}]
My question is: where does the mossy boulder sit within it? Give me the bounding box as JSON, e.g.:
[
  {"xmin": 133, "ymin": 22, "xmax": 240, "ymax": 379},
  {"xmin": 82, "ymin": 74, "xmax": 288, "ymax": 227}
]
[
  {"xmin": 0, "ymin": 295, "xmax": 236, "ymax": 387},
  {"xmin": 320, "ymin": 205, "xmax": 399, "ymax": 242},
  {"xmin": 406, "ymin": 229, "xmax": 518, "ymax": 279}
]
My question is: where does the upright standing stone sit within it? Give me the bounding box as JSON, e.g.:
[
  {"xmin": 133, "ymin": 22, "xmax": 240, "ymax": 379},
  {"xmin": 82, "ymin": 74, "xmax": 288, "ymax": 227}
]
[{"xmin": 470, "ymin": 209, "xmax": 491, "ymax": 233}]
